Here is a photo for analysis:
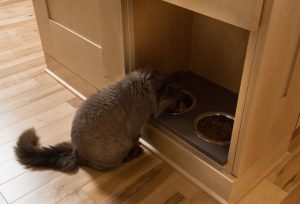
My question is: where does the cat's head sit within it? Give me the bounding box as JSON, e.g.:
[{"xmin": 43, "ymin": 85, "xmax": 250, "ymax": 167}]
[{"xmin": 144, "ymin": 69, "xmax": 183, "ymax": 117}]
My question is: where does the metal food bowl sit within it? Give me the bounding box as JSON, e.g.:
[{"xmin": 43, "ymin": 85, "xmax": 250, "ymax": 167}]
[
  {"xmin": 193, "ymin": 112, "xmax": 234, "ymax": 145},
  {"xmin": 167, "ymin": 90, "xmax": 197, "ymax": 115}
]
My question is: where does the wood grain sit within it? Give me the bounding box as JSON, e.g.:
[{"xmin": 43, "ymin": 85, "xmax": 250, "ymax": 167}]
[
  {"xmin": 0, "ymin": 193, "xmax": 6, "ymax": 204},
  {"xmin": 189, "ymin": 13, "xmax": 249, "ymax": 93},
  {"xmin": 132, "ymin": 0, "xmax": 193, "ymax": 73},
  {"xmin": 225, "ymin": 31, "xmax": 259, "ymax": 173},
  {"xmin": 289, "ymin": 114, "xmax": 300, "ymax": 151},
  {"xmin": 45, "ymin": 55, "xmax": 98, "ymax": 98},
  {"xmin": 33, "ymin": 0, "xmax": 125, "ymax": 89},
  {"xmin": 0, "ymin": 170, "xmax": 61, "ymax": 203},
  {"xmin": 82, "ymin": 153, "xmax": 161, "ymax": 203},
  {"xmin": 0, "ymin": 83, "xmax": 62, "ymax": 114},
  {"xmin": 162, "ymin": 0, "xmax": 264, "ymax": 30},
  {"xmin": 56, "ymin": 189, "xmax": 95, "ymax": 204},
  {"xmin": 233, "ymin": 0, "xmax": 300, "ymax": 176},
  {"xmin": 130, "ymin": 0, "xmax": 249, "ymax": 93},
  {"xmin": 281, "ymin": 182, "xmax": 300, "ymax": 204},
  {"xmin": 13, "ymin": 169, "xmax": 101, "ymax": 204},
  {"xmin": 267, "ymin": 148, "xmax": 300, "ymax": 193},
  {"xmin": 0, "ymin": 89, "xmax": 74, "ymax": 130},
  {"xmin": 47, "ymin": 0, "xmax": 102, "ymax": 44},
  {"xmin": 107, "ymin": 163, "xmax": 174, "ymax": 203},
  {"xmin": 0, "ymin": 103, "xmax": 74, "ymax": 147},
  {"xmin": 238, "ymin": 180, "xmax": 287, "ymax": 204},
  {"xmin": 67, "ymin": 97, "xmax": 84, "ymax": 109}
]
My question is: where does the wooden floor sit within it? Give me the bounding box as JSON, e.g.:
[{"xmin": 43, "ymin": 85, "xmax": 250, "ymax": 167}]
[{"xmin": 0, "ymin": 0, "xmax": 300, "ymax": 204}]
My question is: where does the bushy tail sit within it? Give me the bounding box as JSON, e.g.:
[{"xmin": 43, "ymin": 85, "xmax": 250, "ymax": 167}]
[{"xmin": 15, "ymin": 128, "xmax": 77, "ymax": 172}]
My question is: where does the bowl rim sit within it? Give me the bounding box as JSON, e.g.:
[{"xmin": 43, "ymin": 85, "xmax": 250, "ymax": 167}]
[
  {"xmin": 193, "ymin": 111, "xmax": 234, "ymax": 145},
  {"xmin": 167, "ymin": 90, "xmax": 197, "ymax": 115}
]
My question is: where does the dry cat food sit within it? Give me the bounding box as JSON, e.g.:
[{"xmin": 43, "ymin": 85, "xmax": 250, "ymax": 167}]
[
  {"xmin": 195, "ymin": 114, "xmax": 234, "ymax": 144},
  {"xmin": 166, "ymin": 91, "xmax": 195, "ymax": 114}
]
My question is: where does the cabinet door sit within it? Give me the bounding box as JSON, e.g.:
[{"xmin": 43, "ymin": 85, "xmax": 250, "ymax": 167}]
[{"xmin": 32, "ymin": 0, "xmax": 125, "ymax": 89}]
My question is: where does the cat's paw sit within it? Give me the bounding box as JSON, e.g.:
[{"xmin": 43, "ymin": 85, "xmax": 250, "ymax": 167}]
[{"xmin": 123, "ymin": 146, "xmax": 144, "ymax": 162}]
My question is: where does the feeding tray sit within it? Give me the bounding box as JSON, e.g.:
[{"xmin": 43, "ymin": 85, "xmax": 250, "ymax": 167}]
[
  {"xmin": 194, "ymin": 112, "xmax": 234, "ymax": 145},
  {"xmin": 166, "ymin": 90, "xmax": 196, "ymax": 115},
  {"xmin": 153, "ymin": 71, "xmax": 238, "ymax": 165}
]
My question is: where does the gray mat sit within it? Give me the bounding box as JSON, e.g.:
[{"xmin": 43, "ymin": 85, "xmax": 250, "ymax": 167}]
[{"xmin": 153, "ymin": 71, "xmax": 238, "ymax": 165}]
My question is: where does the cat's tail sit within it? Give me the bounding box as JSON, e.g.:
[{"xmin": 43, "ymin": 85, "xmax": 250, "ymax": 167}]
[{"xmin": 14, "ymin": 128, "xmax": 78, "ymax": 172}]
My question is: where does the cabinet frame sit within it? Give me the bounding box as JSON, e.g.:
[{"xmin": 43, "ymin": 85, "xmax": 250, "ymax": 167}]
[{"xmin": 121, "ymin": 0, "xmax": 300, "ymax": 203}]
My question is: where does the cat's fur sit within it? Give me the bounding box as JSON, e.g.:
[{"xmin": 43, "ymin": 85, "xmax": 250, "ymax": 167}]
[{"xmin": 15, "ymin": 69, "xmax": 182, "ymax": 172}]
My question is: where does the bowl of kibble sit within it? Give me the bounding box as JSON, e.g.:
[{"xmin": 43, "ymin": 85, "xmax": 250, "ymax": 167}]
[
  {"xmin": 193, "ymin": 112, "xmax": 234, "ymax": 145},
  {"xmin": 166, "ymin": 90, "xmax": 196, "ymax": 115}
]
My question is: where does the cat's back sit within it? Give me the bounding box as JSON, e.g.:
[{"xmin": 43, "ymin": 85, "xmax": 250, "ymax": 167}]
[{"xmin": 73, "ymin": 72, "xmax": 146, "ymax": 124}]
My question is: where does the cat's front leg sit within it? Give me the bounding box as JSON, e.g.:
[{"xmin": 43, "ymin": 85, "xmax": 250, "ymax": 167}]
[{"xmin": 123, "ymin": 136, "xmax": 144, "ymax": 162}]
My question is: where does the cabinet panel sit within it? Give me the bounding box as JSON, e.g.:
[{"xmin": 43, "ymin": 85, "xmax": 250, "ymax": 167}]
[
  {"xmin": 132, "ymin": 0, "xmax": 194, "ymax": 73},
  {"xmin": 46, "ymin": 21, "xmax": 106, "ymax": 89},
  {"xmin": 33, "ymin": 0, "xmax": 125, "ymax": 90},
  {"xmin": 189, "ymin": 13, "xmax": 249, "ymax": 93},
  {"xmin": 163, "ymin": 0, "xmax": 264, "ymax": 30},
  {"xmin": 233, "ymin": 0, "xmax": 300, "ymax": 176},
  {"xmin": 47, "ymin": 0, "xmax": 101, "ymax": 44}
]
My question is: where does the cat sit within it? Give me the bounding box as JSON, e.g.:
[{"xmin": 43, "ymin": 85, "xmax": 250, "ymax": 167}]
[{"xmin": 15, "ymin": 69, "xmax": 183, "ymax": 172}]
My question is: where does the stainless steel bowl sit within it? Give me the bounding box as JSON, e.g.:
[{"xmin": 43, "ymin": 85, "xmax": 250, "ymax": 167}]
[
  {"xmin": 167, "ymin": 90, "xmax": 197, "ymax": 115},
  {"xmin": 193, "ymin": 112, "xmax": 234, "ymax": 145}
]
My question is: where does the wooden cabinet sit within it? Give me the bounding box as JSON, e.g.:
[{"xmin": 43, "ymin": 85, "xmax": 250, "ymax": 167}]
[
  {"xmin": 122, "ymin": 0, "xmax": 300, "ymax": 202},
  {"xmin": 32, "ymin": 0, "xmax": 300, "ymax": 203},
  {"xmin": 32, "ymin": 0, "xmax": 125, "ymax": 94}
]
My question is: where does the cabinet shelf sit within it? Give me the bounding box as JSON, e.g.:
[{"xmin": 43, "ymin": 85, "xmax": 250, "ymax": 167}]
[{"xmin": 154, "ymin": 71, "xmax": 238, "ymax": 165}]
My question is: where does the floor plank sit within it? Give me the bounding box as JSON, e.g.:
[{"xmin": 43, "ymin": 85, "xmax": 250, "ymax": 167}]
[
  {"xmin": 67, "ymin": 97, "xmax": 84, "ymax": 109},
  {"xmin": 268, "ymin": 152, "xmax": 300, "ymax": 192},
  {"xmin": 0, "ymin": 169, "xmax": 61, "ymax": 203},
  {"xmin": 13, "ymin": 168, "xmax": 101, "ymax": 204},
  {"xmin": 281, "ymin": 181, "xmax": 300, "ymax": 204},
  {"xmin": 0, "ymin": 73, "xmax": 53, "ymax": 101},
  {"xmin": 0, "ymin": 159, "xmax": 25, "ymax": 185},
  {"xmin": 0, "ymin": 193, "xmax": 7, "ymax": 204},
  {"xmin": 98, "ymin": 163, "xmax": 176, "ymax": 204},
  {"xmin": 239, "ymin": 180, "xmax": 287, "ymax": 204},
  {"xmin": 0, "ymin": 102, "xmax": 75, "ymax": 147},
  {"xmin": 0, "ymin": 115, "xmax": 74, "ymax": 185},
  {"xmin": 82, "ymin": 153, "xmax": 161, "ymax": 203},
  {"xmin": 0, "ymin": 83, "xmax": 62, "ymax": 114},
  {"xmin": 0, "ymin": 57, "xmax": 46, "ymax": 83},
  {"xmin": 56, "ymin": 189, "xmax": 95, "ymax": 204},
  {"xmin": 0, "ymin": 41, "xmax": 42, "ymax": 65},
  {"xmin": 0, "ymin": 89, "xmax": 75, "ymax": 130},
  {"xmin": 136, "ymin": 173, "xmax": 182, "ymax": 204}
]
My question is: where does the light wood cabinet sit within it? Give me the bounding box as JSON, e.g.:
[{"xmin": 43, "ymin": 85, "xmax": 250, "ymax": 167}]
[
  {"xmin": 32, "ymin": 0, "xmax": 125, "ymax": 92},
  {"xmin": 32, "ymin": 0, "xmax": 300, "ymax": 203}
]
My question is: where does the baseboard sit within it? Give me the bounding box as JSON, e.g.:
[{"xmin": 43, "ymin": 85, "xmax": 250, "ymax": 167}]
[{"xmin": 45, "ymin": 68, "xmax": 87, "ymax": 101}]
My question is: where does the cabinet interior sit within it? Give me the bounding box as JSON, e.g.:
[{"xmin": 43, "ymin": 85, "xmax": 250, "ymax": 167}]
[{"xmin": 131, "ymin": 0, "xmax": 250, "ymax": 165}]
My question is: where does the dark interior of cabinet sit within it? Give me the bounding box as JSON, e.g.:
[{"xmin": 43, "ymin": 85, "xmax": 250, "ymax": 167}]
[{"xmin": 132, "ymin": 0, "xmax": 250, "ymax": 165}]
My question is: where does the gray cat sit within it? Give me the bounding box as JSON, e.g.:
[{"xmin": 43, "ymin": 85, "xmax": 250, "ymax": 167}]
[{"xmin": 15, "ymin": 69, "xmax": 183, "ymax": 172}]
